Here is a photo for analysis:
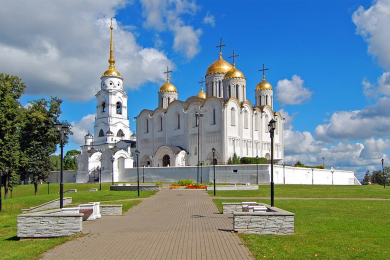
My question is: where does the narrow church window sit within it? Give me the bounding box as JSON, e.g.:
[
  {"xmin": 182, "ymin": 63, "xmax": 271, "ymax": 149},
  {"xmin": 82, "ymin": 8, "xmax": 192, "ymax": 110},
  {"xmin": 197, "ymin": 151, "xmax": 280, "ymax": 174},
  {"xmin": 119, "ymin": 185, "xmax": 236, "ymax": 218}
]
[
  {"xmin": 168, "ymin": 97, "xmax": 170, "ymax": 104},
  {"xmin": 212, "ymin": 109, "xmax": 216, "ymax": 125},
  {"xmin": 266, "ymin": 95, "xmax": 268, "ymax": 105},
  {"xmin": 244, "ymin": 110, "xmax": 248, "ymax": 129},
  {"xmin": 145, "ymin": 118, "xmax": 149, "ymax": 133},
  {"xmin": 160, "ymin": 116, "xmax": 163, "ymax": 131},
  {"xmin": 229, "ymin": 86, "xmax": 231, "ymax": 98},
  {"xmin": 236, "ymin": 85, "xmax": 239, "ymax": 99},
  {"xmin": 117, "ymin": 129, "xmax": 124, "ymax": 137},
  {"xmin": 195, "ymin": 112, "xmax": 198, "ymax": 127},
  {"xmin": 99, "ymin": 129, "xmax": 104, "ymax": 137},
  {"xmin": 116, "ymin": 102, "xmax": 122, "ymax": 114},
  {"xmin": 177, "ymin": 113, "xmax": 180, "ymax": 129},
  {"xmin": 102, "ymin": 102, "xmax": 106, "ymax": 112},
  {"xmin": 218, "ymin": 81, "xmax": 221, "ymax": 97},
  {"xmin": 231, "ymin": 108, "xmax": 236, "ymax": 126}
]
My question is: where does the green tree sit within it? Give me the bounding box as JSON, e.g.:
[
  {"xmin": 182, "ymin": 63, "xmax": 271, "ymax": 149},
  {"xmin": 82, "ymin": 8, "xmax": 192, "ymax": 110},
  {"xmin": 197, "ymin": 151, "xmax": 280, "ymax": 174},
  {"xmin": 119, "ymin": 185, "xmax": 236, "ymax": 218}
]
[
  {"xmin": 294, "ymin": 161, "xmax": 305, "ymax": 167},
  {"xmin": 227, "ymin": 153, "xmax": 241, "ymax": 164},
  {"xmin": 0, "ymin": 73, "xmax": 25, "ymax": 199},
  {"xmin": 19, "ymin": 98, "xmax": 63, "ymax": 195},
  {"xmin": 64, "ymin": 150, "xmax": 80, "ymax": 170},
  {"xmin": 50, "ymin": 154, "xmax": 61, "ymax": 171}
]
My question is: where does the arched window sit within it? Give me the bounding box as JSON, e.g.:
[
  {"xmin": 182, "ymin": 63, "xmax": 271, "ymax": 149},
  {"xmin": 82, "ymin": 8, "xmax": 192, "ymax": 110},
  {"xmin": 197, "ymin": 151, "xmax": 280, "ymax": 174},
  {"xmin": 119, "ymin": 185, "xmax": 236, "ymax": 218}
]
[
  {"xmin": 163, "ymin": 155, "xmax": 170, "ymax": 167},
  {"xmin": 231, "ymin": 108, "xmax": 236, "ymax": 126},
  {"xmin": 212, "ymin": 108, "xmax": 216, "ymax": 125},
  {"xmin": 244, "ymin": 110, "xmax": 248, "ymax": 129},
  {"xmin": 116, "ymin": 102, "xmax": 122, "ymax": 114},
  {"xmin": 117, "ymin": 129, "xmax": 124, "ymax": 137},
  {"xmin": 177, "ymin": 113, "xmax": 180, "ymax": 129},
  {"xmin": 236, "ymin": 85, "xmax": 239, "ymax": 99},
  {"xmin": 99, "ymin": 129, "xmax": 104, "ymax": 137},
  {"xmin": 145, "ymin": 118, "xmax": 149, "ymax": 133},
  {"xmin": 102, "ymin": 102, "xmax": 106, "ymax": 112}
]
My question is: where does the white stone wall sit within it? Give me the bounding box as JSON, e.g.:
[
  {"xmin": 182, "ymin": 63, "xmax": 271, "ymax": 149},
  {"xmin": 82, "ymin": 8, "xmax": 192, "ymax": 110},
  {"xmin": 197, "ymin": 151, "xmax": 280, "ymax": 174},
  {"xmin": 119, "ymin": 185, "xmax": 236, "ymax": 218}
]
[
  {"xmin": 100, "ymin": 205, "xmax": 122, "ymax": 215},
  {"xmin": 21, "ymin": 197, "xmax": 72, "ymax": 213}
]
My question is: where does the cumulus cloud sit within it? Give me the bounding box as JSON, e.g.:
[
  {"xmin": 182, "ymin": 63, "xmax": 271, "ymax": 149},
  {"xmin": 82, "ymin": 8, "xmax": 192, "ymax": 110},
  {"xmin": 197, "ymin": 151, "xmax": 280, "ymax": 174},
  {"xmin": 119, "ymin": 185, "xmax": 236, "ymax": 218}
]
[
  {"xmin": 353, "ymin": 0, "xmax": 390, "ymax": 70},
  {"xmin": 140, "ymin": 0, "xmax": 202, "ymax": 59},
  {"xmin": 315, "ymin": 97, "xmax": 390, "ymax": 143},
  {"xmin": 203, "ymin": 12, "xmax": 215, "ymax": 27},
  {"xmin": 70, "ymin": 114, "xmax": 96, "ymax": 145},
  {"xmin": 363, "ymin": 72, "xmax": 390, "ymax": 97},
  {"xmin": 275, "ymin": 75, "xmax": 313, "ymax": 106},
  {"xmin": 0, "ymin": 0, "xmax": 173, "ymax": 102}
]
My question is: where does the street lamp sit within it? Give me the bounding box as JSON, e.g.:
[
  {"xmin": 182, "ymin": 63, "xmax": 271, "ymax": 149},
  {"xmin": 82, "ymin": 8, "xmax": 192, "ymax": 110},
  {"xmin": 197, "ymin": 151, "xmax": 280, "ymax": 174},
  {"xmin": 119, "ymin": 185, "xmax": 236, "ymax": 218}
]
[
  {"xmin": 195, "ymin": 112, "xmax": 203, "ymax": 183},
  {"xmin": 322, "ymin": 157, "xmax": 325, "ymax": 168},
  {"xmin": 54, "ymin": 122, "xmax": 70, "ymax": 209},
  {"xmin": 97, "ymin": 166, "xmax": 102, "ymax": 191},
  {"xmin": 256, "ymin": 155, "xmax": 259, "ymax": 185},
  {"xmin": 268, "ymin": 118, "xmax": 276, "ymax": 207},
  {"xmin": 382, "ymin": 159, "xmax": 385, "ymax": 188},
  {"xmin": 111, "ymin": 156, "xmax": 115, "ymax": 185},
  {"xmin": 142, "ymin": 165, "xmax": 145, "ymax": 183},
  {"xmin": 135, "ymin": 150, "xmax": 140, "ymax": 197},
  {"xmin": 47, "ymin": 180, "xmax": 51, "ymax": 194},
  {"xmin": 212, "ymin": 147, "xmax": 216, "ymax": 196},
  {"xmin": 331, "ymin": 167, "xmax": 334, "ymax": 185}
]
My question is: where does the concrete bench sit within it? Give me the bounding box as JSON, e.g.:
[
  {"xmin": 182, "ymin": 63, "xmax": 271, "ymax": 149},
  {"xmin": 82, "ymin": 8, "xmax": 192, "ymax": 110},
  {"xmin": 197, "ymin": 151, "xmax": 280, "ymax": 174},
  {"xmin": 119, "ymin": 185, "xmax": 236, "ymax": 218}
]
[
  {"xmin": 248, "ymin": 206, "xmax": 268, "ymax": 212},
  {"xmin": 79, "ymin": 202, "xmax": 101, "ymax": 221},
  {"xmin": 64, "ymin": 189, "xmax": 77, "ymax": 193}
]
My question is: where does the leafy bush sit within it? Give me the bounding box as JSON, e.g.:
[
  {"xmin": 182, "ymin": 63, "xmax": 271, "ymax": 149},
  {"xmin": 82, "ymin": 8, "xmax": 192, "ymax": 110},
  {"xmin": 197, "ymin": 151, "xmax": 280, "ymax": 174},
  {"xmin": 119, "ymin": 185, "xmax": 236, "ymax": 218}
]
[
  {"xmin": 240, "ymin": 157, "xmax": 267, "ymax": 164},
  {"xmin": 155, "ymin": 182, "xmax": 163, "ymax": 186},
  {"xmin": 316, "ymin": 165, "xmax": 325, "ymax": 169},
  {"xmin": 177, "ymin": 179, "xmax": 194, "ymax": 186}
]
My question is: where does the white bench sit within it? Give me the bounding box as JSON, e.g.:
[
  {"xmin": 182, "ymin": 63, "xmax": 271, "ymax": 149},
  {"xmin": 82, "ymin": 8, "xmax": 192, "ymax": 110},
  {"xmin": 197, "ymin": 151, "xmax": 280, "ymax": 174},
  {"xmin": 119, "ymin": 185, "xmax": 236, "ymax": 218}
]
[
  {"xmin": 248, "ymin": 206, "xmax": 268, "ymax": 212},
  {"xmin": 79, "ymin": 202, "xmax": 101, "ymax": 221},
  {"xmin": 242, "ymin": 202, "xmax": 257, "ymax": 212}
]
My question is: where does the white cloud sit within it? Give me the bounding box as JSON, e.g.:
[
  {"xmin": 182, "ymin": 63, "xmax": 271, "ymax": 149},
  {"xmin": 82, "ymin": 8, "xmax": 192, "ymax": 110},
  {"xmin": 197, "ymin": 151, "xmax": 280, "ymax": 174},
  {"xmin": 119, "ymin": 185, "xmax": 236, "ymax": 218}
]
[
  {"xmin": 140, "ymin": 0, "xmax": 202, "ymax": 59},
  {"xmin": 275, "ymin": 75, "xmax": 313, "ymax": 106},
  {"xmin": 363, "ymin": 72, "xmax": 390, "ymax": 97},
  {"xmin": 315, "ymin": 97, "xmax": 390, "ymax": 143},
  {"xmin": 70, "ymin": 114, "xmax": 96, "ymax": 145},
  {"xmin": 0, "ymin": 0, "xmax": 173, "ymax": 102},
  {"xmin": 203, "ymin": 12, "xmax": 215, "ymax": 27},
  {"xmin": 353, "ymin": 0, "xmax": 390, "ymax": 70}
]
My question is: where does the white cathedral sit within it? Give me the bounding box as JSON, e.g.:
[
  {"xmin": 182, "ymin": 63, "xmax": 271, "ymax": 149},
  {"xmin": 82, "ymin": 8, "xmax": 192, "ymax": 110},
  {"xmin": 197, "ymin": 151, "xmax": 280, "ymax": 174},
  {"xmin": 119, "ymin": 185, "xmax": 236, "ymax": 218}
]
[{"xmin": 76, "ymin": 24, "xmax": 284, "ymax": 183}]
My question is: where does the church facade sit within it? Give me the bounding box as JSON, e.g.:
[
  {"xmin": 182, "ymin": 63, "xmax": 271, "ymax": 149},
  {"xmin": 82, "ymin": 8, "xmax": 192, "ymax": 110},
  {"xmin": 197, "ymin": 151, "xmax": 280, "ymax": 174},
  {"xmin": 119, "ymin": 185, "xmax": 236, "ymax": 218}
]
[
  {"xmin": 76, "ymin": 24, "xmax": 284, "ymax": 183},
  {"xmin": 136, "ymin": 50, "xmax": 284, "ymax": 168}
]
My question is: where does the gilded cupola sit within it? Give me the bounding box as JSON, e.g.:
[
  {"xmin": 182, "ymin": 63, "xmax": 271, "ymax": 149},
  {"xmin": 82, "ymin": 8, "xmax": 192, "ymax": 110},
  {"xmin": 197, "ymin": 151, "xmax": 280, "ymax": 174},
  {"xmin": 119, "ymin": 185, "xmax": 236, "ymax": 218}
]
[
  {"xmin": 256, "ymin": 75, "xmax": 273, "ymax": 90},
  {"xmin": 196, "ymin": 87, "xmax": 206, "ymax": 99},
  {"xmin": 206, "ymin": 52, "xmax": 233, "ymax": 76},
  {"xmin": 101, "ymin": 19, "xmax": 122, "ymax": 79}
]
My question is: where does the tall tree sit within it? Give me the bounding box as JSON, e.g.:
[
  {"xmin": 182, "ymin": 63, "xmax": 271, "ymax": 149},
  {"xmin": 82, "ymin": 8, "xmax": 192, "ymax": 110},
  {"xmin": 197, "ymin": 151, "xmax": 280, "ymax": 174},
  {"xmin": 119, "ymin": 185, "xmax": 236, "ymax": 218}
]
[
  {"xmin": 19, "ymin": 98, "xmax": 62, "ymax": 195},
  {"xmin": 0, "ymin": 73, "xmax": 25, "ymax": 199},
  {"xmin": 64, "ymin": 150, "xmax": 80, "ymax": 170}
]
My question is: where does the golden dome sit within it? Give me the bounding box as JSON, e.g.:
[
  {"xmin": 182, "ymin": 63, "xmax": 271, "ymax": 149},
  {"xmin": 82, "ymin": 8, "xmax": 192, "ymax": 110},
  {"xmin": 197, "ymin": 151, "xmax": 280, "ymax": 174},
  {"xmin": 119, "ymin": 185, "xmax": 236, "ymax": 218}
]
[
  {"xmin": 101, "ymin": 68, "xmax": 122, "ymax": 78},
  {"xmin": 196, "ymin": 87, "xmax": 206, "ymax": 99},
  {"xmin": 159, "ymin": 78, "xmax": 178, "ymax": 93},
  {"xmin": 224, "ymin": 64, "xmax": 245, "ymax": 79},
  {"xmin": 256, "ymin": 76, "xmax": 273, "ymax": 90},
  {"xmin": 206, "ymin": 53, "xmax": 232, "ymax": 76}
]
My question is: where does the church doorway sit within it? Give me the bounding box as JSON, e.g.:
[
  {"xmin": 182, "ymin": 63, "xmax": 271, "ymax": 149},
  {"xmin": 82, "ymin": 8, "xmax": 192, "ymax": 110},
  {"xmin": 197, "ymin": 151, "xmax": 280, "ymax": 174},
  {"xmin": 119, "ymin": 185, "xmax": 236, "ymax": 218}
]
[{"xmin": 163, "ymin": 155, "xmax": 170, "ymax": 167}]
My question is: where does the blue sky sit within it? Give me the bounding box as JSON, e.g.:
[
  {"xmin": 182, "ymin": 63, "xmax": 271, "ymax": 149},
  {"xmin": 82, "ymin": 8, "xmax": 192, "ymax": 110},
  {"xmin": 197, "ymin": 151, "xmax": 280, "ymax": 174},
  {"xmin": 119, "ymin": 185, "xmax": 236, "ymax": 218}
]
[{"xmin": 1, "ymin": 0, "xmax": 389, "ymax": 180}]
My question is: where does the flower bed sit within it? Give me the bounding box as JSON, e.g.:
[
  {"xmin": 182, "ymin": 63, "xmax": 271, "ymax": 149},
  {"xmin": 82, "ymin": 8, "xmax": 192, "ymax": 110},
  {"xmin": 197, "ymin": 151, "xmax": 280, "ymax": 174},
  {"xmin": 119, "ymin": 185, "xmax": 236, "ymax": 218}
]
[{"xmin": 169, "ymin": 185, "xmax": 206, "ymax": 189}]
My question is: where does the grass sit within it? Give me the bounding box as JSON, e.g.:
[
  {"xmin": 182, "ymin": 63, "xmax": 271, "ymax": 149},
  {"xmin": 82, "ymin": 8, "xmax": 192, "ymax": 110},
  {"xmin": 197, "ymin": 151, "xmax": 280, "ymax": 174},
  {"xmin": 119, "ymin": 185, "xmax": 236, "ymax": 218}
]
[
  {"xmin": 209, "ymin": 184, "xmax": 390, "ymax": 199},
  {"xmin": 212, "ymin": 185, "xmax": 390, "ymax": 259},
  {"xmin": 0, "ymin": 183, "xmax": 157, "ymax": 260}
]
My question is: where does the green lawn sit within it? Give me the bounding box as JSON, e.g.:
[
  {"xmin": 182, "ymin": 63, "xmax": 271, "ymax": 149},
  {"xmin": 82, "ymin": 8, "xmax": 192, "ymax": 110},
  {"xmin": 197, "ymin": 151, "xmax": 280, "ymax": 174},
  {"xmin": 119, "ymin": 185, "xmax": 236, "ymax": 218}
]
[
  {"xmin": 212, "ymin": 185, "xmax": 390, "ymax": 259},
  {"xmin": 0, "ymin": 183, "xmax": 157, "ymax": 260}
]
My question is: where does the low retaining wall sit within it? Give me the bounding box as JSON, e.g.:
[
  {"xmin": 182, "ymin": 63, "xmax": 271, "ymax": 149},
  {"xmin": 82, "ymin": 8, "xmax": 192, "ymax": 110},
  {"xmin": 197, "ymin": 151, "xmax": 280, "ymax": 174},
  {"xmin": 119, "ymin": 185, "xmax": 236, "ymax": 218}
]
[
  {"xmin": 207, "ymin": 185, "xmax": 258, "ymax": 191},
  {"xmin": 110, "ymin": 185, "xmax": 160, "ymax": 191},
  {"xmin": 21, "ymin": 197, "xmax": 72, "ymax": 213},
  {"xmin": 100, "ymin": 205, "xmax": 122, "ymax": 215},
  {"xmin": 233, "ymin": 206, "xmax": 295, "ymax": 235},
  {"xmin": 17, "ymin": 210, "xmax": 82, "ymax": 238}
]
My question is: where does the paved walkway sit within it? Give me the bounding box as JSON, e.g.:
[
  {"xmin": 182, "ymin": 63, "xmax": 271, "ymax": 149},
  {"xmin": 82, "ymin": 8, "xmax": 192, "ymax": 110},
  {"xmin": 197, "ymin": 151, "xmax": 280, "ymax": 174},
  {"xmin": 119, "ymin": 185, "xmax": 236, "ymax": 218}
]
[{"xmin": 42, "ymin": 190, "xmax": 254, "ymax": 260}]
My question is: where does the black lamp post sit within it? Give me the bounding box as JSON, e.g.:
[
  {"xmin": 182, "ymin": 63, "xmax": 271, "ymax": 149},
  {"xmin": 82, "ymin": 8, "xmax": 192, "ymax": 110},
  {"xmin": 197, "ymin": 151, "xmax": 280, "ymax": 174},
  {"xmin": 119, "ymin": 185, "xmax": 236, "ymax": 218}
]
[
  {"xmin": 47, "ymin": 180, "xmax": 51, "ymax": 194},
  {"xmin": 195, "ymin": 112, "xmax": 203, "ymax": 183},
  {"xmin": 97, "ymin": 166, "xmax": 102, "ymax": 191},
  {"xmin": 212, "ymin": 147, "xmax": 216, "ymax": 196},
  {"xmin": 382, "ymin": 159, "xmax": 385, "ymax": 188},
  {"xmin": 54, "ymin": 122, "xmax": 69, "ymax": 209},
  {"xmin": 256, "ymin": 155, "xmax": 259, "ymax": 185},
  {"xmin": 135, "ymin": 150, "xmax": 140, "ymax": 197},
  {"xmin": 142, "ymin": 165, "xmax": 145, "ymax": 183},
  {"xmin": 268, "ymin": 119, "xmax": 276, "ymax": 207},
  {"xmin": 322, "ymin": 157, "xmax": 325, "ymax": 168},
  {"xmin": 111, "ymin": 156, "xmax": 115, "ymax": 185},
  {"xmin": 331, "ymin": 167, "xmax": 334, "ymax": 185},
  {"xmin": 0, "ymin": 169, "xmax": 3, "ymax": 212}
]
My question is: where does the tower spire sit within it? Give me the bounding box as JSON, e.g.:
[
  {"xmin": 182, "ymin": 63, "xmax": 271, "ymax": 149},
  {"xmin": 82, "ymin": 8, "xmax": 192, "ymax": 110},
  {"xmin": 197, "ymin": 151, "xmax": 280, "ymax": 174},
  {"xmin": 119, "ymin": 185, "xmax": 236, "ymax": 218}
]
[{"xmin": 108, "ymin": 18, "xmax": 116, "ymax": 70}]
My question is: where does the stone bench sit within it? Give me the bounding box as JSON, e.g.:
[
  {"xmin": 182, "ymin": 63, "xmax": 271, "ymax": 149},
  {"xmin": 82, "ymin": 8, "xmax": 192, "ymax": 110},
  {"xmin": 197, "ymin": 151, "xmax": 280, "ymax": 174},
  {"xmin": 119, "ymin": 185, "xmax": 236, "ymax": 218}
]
[
  {"xmin": 223, "ymin": 202, "xmax": 266, "ymax": 214},
  {"xmin": 64, "ymin": 189, "xmax": 77, "ymax": 193},
  {"xmin": 233, "ymin": 206, "xmax": 295, "ymax": 235},
  {"xmin": 79, "ymin": 202, "xmax": 101, "ymax": 221}
]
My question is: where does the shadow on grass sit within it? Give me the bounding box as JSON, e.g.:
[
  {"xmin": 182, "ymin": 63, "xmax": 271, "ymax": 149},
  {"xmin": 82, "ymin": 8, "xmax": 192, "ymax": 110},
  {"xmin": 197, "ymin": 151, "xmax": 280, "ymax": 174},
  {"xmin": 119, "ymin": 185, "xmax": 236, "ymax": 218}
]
[{"xmin": 5, "ymin": 236, "xmax": 19, "ymax": 241}]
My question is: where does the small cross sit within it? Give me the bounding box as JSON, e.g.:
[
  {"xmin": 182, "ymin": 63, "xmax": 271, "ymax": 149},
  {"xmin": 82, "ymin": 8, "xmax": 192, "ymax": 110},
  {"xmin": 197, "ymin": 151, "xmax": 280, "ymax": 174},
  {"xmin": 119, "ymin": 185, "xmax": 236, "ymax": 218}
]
[
  {"xmin": 198, "ymin": 77, "xmax": 206, "ymax": 87},
  {"xmin": 228, "ymin": 50, "xmax": 239, "ymax": 65},
  {"xmin": 216, "ymin": 38, "xmax": 226, "ymax": 53},
  {"xmin": 164, "ymin": 66, "xmax": 172, "ymax": 80},
  {"xmin": 259, "ymin": 64, "xmax": 269, "ymax": 77}
]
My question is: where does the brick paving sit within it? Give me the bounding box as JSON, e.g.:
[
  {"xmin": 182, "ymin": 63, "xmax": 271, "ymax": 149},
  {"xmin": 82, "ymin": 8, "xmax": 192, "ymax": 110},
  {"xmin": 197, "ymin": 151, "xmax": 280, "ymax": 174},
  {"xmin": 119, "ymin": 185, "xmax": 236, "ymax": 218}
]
[{"xmin": 42, "ymin": 190, "xmax": 254, "ymax": 260}]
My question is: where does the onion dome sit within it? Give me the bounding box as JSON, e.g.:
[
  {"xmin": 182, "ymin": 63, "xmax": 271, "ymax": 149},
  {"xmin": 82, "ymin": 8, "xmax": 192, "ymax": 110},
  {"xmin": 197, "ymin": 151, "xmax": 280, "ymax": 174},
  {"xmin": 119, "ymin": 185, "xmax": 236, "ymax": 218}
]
[
  {"xmin": 196, "ymin": 87, "xmax": 206, "ymax": 99},
  {"xmin": 85, "ymin": 131, "xmax": 93, "ymax": 138},
  {"xmin": 159, "ymin": 78, "xmax": 178, "ymax": 93},
  {"xmin": 106, "ymin": 129, "xmax": 114, "ymax": 135},
  {"xmin": 256, "ymin": 75, "xmax": 273, "ymax": 90},
  {"xmin": 101, "ymin": 22, "xmax": 122, "ymax": 79},
  {"xmin": 224, "ymin": 64, "xmax": 245, "ymax": 79},
  {"xmin": 206, "ymin": 52, "xmax": 232, "ymax": 76}
]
